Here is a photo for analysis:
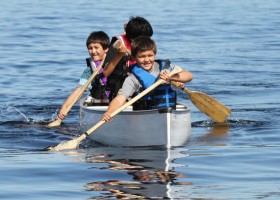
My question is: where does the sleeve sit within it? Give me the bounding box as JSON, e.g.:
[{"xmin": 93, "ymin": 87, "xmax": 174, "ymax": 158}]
[
  {"xmin": 78, "ymin": 66, "xmax": 92, "ymax": 90},
  {"xmin": 120, "ymin": 74, "xmax": 141, "ymax": 99}
]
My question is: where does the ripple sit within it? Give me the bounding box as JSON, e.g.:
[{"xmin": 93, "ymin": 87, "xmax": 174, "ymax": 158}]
[{"xmin": 192, "ymin": 119, "xmax": 267, "ymax": 128}]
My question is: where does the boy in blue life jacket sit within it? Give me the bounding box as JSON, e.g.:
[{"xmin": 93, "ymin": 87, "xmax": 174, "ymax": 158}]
[
  {"xmin": 102, "ymin": 36, "xmax": 193, "ymax": 122},
  {"xmin": 57, "ymin": 31, "xmax": 110, "ymax": 121}
]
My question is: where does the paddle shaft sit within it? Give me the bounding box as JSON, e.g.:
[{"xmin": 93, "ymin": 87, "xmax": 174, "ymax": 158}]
[
  {"xmin": 52, "ymin": 58, "xmax": 105, "ymax": 124},
  {"xmin": 65, "ymin": 59, "xmax": 105, "ymax": 114},
  {"xmin": 47, "ymin": 56, "xmax": 106, "ymax": 127}
]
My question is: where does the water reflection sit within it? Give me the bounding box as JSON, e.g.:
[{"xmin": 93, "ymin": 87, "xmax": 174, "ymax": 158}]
[
  {"xmin": 83, "ymin": 147, "xmax": 191, "ymax": 199},
  {"xmin": 202, "ymin": 123, "xmax": 230, "ymax": 138}
]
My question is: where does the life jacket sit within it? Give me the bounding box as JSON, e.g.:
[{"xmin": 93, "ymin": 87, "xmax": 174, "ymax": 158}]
[
  {"xmin": 86, "ymin": 58, "xmax": 109, "ymax": 104},
  {"xmin": 131, "ymin": 59, "xmax": 177, "ymax": 110},
  {"xmin": 106, "ymin": 34, "xmax": 136, "ymax": 101}
]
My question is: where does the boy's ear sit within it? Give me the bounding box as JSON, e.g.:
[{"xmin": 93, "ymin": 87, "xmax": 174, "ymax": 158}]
[{"xmin": 104, "ymin": 48, "xmax": 109, "ymax": 53}]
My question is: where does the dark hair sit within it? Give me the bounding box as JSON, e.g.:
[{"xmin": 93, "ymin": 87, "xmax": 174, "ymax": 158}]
[
  {"xmin": 131, "ymin": 36, "xmax": 157, "ymax": 57},
  {"xmin": 86, "ymin": 31, "xmax": 110, "ymax": 49},
  {"xmin": 125, "ymin": 16, "xmax": 153, "ymax": 40}
]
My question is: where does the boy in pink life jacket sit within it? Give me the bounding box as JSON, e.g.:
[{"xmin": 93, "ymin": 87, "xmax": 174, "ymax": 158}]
[{"xmin": 102, "ymin": 16, "xmax": 154, "ymax": 101}]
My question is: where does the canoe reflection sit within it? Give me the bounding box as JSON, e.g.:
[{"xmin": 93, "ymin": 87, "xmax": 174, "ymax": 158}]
[{"xmin": 84, "ymin": 147, "xmax": 191, "ymax": 199}]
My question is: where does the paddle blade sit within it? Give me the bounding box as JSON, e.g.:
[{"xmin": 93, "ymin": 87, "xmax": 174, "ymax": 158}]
[
  {"xmin": 47, "ymin": 119, "xmax": 62, "ymax": 127},
  {"xmin": 47, "ymin": 134, "xmax": 86, "ymax": 151},
  {"xmin": 48, "ymin": 120, "xmax": 106, "ymax": 151},
  {"xmin": 186, "ymin": 89, "xmax": 231, "ymax": 123}
]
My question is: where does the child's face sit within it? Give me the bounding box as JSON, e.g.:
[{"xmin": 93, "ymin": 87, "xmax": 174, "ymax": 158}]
[
  {"xmin": 87, "ymin": 42, "xmax": 108, "ymax": 61},
  {"xmin": 135, "ymin": 50, "xmax": 155, "ymax": 72}
]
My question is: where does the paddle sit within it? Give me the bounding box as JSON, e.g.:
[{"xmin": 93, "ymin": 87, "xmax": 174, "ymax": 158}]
[
  {"xmin": 47, "ymin": 58, "xmax": 106, "ymax": 127},
  {"xmin": 171, "ymin": 81, "xmax": 231, "ymax": 123},
  {"xmin": 113, "ymin": 41, "xmax": 231, "ymax": 122},
  {"xmin": 46, "ymin": 66, "xmax": 182, "ymax": 151}
]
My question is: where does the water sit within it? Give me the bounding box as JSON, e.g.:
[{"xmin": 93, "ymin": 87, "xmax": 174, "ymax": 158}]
[{"xmin": 1, "ymin": 0, "xmax": 280, "ymax": 199}]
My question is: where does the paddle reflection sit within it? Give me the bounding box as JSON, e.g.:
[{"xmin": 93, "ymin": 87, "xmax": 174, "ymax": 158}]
[
  {"xmin": 191, "ymin": 120, "xmax": 230, "ymax": 146},
  {"xmin": 84, "ymin": 147, "xmax": 191, "ymax": 199},
  {"xmin": 202, "ymin": 123, "xmax": 230, "ymax": 138}
]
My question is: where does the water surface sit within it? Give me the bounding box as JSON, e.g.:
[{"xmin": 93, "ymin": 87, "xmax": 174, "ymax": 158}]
[{"xmin": 0, "ymin": 0, "xmax": 280, "ymax": 199}]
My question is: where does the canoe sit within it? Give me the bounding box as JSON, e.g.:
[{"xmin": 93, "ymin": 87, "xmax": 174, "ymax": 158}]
[{"xmin": 79, "ymin": 97, "xmax": 191, "ymax": 147}]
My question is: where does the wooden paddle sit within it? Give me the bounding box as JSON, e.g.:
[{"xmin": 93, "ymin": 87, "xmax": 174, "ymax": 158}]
[
  {"xmin": 113, "ymin": 41, "xmax": 231, "ymax": 122},
  {"xmin": 46, "ymin": 66, "xmax": 182, "ymax": 151},
  {"xmin": 47, "ymin": 57, "xmax": 106, "ymax": 127},
  {"xmin": 171, "ymin": 81, "xmax": 231, "ymax": 123}
]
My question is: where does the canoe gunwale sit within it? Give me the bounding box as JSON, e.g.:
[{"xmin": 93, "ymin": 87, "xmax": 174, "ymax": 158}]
[{"xmin": 81, "ymin": 100, "xmax": 190, "ymax": 114}]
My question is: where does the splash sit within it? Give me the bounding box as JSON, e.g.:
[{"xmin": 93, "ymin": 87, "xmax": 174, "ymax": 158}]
[
  {"xmin": 0, "ymin": 104, "xmax": 54, "ymax": 125},
  {"xmin": 0, "ymin": 104, "xmax": 30, "ymax": 122}
]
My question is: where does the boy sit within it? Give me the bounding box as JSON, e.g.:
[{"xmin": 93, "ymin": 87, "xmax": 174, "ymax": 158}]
[
  {"xmin": 57, "ymin": 31, "xmax": 110, "ymax": 121},
  {"xmin": 102, "ymin": 16, "xmax": 154, "ymax": 101},
  {"xmin": 102, "ymin": 36, "xmax": 193, "ymax": 122}
]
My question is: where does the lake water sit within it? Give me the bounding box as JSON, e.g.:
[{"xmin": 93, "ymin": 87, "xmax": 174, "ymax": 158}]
[{"xmin": 1, "ymin": 0, "xmax": 280, "ymax": 199}]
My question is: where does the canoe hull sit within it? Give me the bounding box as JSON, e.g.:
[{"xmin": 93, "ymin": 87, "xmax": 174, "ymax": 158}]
[{"xmin": 79, "ymin": 100, "xmax": 191, "ymax": 147}]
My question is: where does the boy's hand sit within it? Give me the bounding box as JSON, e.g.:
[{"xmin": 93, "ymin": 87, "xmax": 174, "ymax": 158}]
[
  {"xmin": 102, "ymin": 112, "xmax": 112, "ymax": 122},
  {"xmin": 118, "ymin": 43, "xmax": 130, "ymax": 54},
  {"xmin": 160, "ymin": 69, "xmax": 171, "ymax": 83},
  {"xmin": 171, "ymin": 81, "xmax": 184, "ymax": 89},
  {"xmin": 58, "ymin": 108, "xmax": 67, "ymax": 120},
  {"xmin": 113, "ymin": 40, "xmax": 130, "ymax": 55}
]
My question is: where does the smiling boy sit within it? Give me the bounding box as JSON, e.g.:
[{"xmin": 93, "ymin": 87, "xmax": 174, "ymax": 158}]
[
  {"xmin": 102, "ymin": 36, "xmax": 193, "ymax": 122},
  {"xmin": 57, "ymin": 31, "xmax": 110, "ymax": 121}
]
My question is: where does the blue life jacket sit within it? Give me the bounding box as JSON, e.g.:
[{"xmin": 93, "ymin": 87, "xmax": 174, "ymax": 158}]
[{"xmin": 131, "ymin": 59, "xmax": 177, "ymax": 109}]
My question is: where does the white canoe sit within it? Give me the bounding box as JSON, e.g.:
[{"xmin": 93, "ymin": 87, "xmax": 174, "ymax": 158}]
[{"xmin": 79, "ymin": 98, "xmax": 191, "ymax": 147}]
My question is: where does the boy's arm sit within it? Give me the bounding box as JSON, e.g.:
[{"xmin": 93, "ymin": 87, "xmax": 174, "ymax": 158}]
[
  {"xmin": 58, "ymin": 66, "xmax": 91, "ymax": 120},
  {"xmin": 58, "ymin": 87, "xmax": 82, "ymax": 120},
  {"xmin": 102, "ymin": 94, "xmax": 127, "ymax": 122},
  {"xmin": 160, "ymin": 69, "xmax": 193, "ymax": 83},
  {"xmin": 102, "ymin": 41, "xmax": 128, "ymax": 77},
  {"xmin": 102, "ymin": 74, "xmax": 138, "ymax": 122},
  {"xmin": 103, "ymin": 52, "xmax": 124, "ymax": 77}
]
